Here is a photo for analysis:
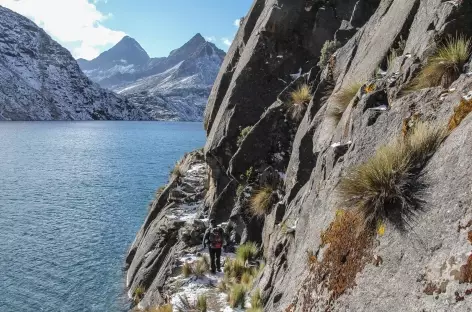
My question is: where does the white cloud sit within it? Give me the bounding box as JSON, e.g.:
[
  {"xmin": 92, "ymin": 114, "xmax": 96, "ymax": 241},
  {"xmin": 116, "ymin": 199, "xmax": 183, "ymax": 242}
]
[
  {"xmin": 233, "ymin": 19, "xmax": 241, "ymax": 27},
  {"xmin": 0, "ymin": 0, "xmax": 125, "ymax": 60},
  {"xmin": 205, "ymin": 36, "xmax": 216, "ymax": 43},
  {"xmin": 222, "ymin": 38, "xmax": 232, "ymax": 47}
]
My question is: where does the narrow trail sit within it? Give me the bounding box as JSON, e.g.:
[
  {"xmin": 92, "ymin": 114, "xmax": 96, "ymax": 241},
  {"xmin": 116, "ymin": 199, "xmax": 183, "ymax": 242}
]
[{"xmin": 157, "ymin": 161, "xmax": 246, "ymax": 311}]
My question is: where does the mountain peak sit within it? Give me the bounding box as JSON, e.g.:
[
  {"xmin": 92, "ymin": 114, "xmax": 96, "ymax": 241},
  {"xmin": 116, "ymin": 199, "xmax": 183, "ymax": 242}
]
[
  {"xmin": 168, "ymin": 33, "xmax": 208, "ymax": 59},
  {"xmin": 78, "ymin": 35, "xmax": 149, "ymax": 70}
]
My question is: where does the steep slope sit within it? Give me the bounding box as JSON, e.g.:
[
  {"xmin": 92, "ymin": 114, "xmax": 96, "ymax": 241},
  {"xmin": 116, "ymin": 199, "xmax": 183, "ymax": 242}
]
[
  {"xmin": 79, "ymin": 34, "xmax": 226, "ymax": 121},
  {"xmin": 0, "ymin": 6, "xmax": 147, "ymax": 121},
  {"xmin": 127, "ymin": 0, "xmax": 472, "ymax": 311}
]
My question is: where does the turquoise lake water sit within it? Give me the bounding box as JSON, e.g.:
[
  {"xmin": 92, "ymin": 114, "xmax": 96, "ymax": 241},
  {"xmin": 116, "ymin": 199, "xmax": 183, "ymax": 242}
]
[{"xmin": 0, "ymin": 121, "xmax": 206, "ymax": 312}]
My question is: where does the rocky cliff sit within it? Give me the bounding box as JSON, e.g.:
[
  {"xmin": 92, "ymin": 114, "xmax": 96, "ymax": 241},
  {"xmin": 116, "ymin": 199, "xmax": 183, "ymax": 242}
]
[
  {"xmin": 78, "ymin": 34, "xmax": 226, "ymax": 121},
  {"xmin": 0, "ymin": 6, "xmax": 147, "ymax": 121},
  {"xmin": 127, "ymin": 0, "xmax": 472, "ymax": 310}
]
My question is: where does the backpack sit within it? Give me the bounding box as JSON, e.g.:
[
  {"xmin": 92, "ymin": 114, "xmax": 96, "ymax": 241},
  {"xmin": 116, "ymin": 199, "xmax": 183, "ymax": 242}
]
[{"xmin": 209, "ymin": 227, "xmax": 223, "ymax": 249}]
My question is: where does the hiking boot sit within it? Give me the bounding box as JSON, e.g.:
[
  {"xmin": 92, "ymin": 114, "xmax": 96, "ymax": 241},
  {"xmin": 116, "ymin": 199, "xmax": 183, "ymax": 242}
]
[
  {"xmin": 217, "ymin": 268, "xmax": 222, "ymax": 273},
  {"xmin": 211, "ymin": 269, "xmax": 216, "ymax": 274}
]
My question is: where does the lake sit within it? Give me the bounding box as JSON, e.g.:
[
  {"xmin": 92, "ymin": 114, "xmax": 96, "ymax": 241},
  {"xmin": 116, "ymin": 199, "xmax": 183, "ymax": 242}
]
[{"xmin": 0, "ymin": 121, "xmax": 206, "ymax": 312}]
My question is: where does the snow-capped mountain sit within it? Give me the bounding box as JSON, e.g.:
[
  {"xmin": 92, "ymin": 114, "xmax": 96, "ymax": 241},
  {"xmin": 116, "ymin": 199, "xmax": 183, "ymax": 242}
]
[
  {"xmin": 0, "ymin": 6, "xmax": 148, "ymax": 121},
  {"xmin": 78, "ymin": 34, "xmax": 225, "ymax": 121}
]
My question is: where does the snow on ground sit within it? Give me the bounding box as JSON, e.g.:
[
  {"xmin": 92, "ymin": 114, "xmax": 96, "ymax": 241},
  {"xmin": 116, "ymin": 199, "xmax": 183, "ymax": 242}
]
[{"xmin": 170, "ymin": 251, "xmax": 240, "ymax": 312}]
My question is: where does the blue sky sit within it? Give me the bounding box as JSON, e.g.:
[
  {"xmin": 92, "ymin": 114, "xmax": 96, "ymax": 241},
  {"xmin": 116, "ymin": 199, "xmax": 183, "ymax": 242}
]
[{"xmin": 0, "ymin": 0, "xmax": 253, "ymax": 59}]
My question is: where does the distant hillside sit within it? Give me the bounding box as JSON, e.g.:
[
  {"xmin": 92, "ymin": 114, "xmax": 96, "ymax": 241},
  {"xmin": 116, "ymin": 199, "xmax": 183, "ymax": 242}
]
[{"xmin": 0, "ymin": 6, "xmax": 147, "ymax": 121}]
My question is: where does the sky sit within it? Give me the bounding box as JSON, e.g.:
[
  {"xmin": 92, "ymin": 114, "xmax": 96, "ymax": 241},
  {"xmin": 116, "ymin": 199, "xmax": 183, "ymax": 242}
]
[{"xmin": 0, "ymin": 0, "xmax": 253, "ymax": 60}]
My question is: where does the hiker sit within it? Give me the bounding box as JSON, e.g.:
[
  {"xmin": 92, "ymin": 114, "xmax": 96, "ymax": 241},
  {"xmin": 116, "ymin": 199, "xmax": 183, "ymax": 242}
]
[{"xmin": 203, "ymin": 219, "xmax": 225, "ymax": 273}]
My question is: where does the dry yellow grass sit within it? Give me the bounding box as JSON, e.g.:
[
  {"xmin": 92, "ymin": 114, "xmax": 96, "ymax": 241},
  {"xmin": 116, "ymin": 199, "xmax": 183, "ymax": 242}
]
[
  {"xmin": 249, "ymin": 186, "xmax": 274, "ymax": 217},
  {"xmin": 290, "ymin": 84, "xmax": 312, "ymax": 105},
  {"xmin": 228, "ymin": 283, "xmax": 247, "ymax": 309},
  {"xmin": 339, "ymin": 121, "xmax": 446, "ymax": 227},
  {"xmin": 411, "ymin": 35, "xmax": 471, "ymax": 89},
  {"xmin": 328, "ymin": 83, "xmax": 363, "ymax": 122}
]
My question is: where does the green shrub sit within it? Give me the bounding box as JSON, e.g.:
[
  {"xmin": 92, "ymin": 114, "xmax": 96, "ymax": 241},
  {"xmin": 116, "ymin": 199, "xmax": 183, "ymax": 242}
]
[
  {"xmin": 412, "ymin": 35, "xmax": 471, "ymax": 89},
  {"xmin": 237, "ymin": 126, "xmax": 253, "ymax": 146},
  {"xmin": 236, "ymin": 242, "xmax": 258, "ymax": 263},
  {"xmin": 318, "ymin": 40, "xmax": 341, "ymax": 69},
  {"xmin": 339, "ymin": 121, "xmax": 446, "ymax": 227},
  {"xmin": 328, "ymin": 83, "xmax": 363, "ymax": 122},
  {"xmin": 133, "ymin": 286, "xmax": 145, "ymax": 303},
  {"xmin": 249, "ymin": 186, "xmax": 274, "ymax": 216},
  {"xmin": 229, "ymin": 283, "xmax": 247, "ymax": 309}
]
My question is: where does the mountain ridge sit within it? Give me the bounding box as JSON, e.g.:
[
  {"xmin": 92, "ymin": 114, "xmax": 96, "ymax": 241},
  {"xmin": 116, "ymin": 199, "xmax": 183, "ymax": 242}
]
[
  {"xmin": 0, "ymin": 5, "xmax": 147, "ymax": 121},
  {"xmin": 78, "ymin": 33, "xmax": 226, "ymax": 121}
]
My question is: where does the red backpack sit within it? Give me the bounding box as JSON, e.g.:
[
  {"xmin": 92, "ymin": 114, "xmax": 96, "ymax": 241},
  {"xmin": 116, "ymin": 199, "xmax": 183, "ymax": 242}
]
[{"xmin": 209, "ymin": 227, "xmax": 223, "ymax": 248}]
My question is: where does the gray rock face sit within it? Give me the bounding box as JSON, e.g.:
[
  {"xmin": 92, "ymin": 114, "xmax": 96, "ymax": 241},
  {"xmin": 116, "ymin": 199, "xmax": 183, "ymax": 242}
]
[
  {"xmin": 78, "ymin": 34, "xmax": 226, "ymax": 121},
  {"xmin": 128, "ymin": 0, "xmax": 472, "ymax": 310},
  {"xmin": 0, "ymin": 6, "xmax": 147, "ymax": 121}
]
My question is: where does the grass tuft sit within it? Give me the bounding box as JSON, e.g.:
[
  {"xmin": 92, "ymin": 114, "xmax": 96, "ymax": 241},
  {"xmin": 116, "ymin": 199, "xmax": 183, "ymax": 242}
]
[
  {"xmin": 339, "ymin": 121, "xmax": 446, "ymax": 227},
  {"xmin": 194, "ymin": 257, "xmax": 209, "ymax": 277},
  {"xmin": 328, "ymin": 83, "xmax": 363, "ymax": 122},
  {"xmin": 133, "ymin": 286, "xmax": 145, "ymax": 304},
  {"xmin": 411, "ymin": 35, "xmax": 471, "ymax": 89},
  {"xmin": 226, "ymin": 258, "xmax": 246, "ymax": 281},
  {"xmin": 290, "ymin": 84, "xmax": 312, "ymax": 105},
  {"xmin": 249, "ymin": 186, "xmax": 274, "ymax": 217},
  {"xmin": 250, "ymin": 288, "xmax": 263, "ymax": 310},
  {"xmin": 196, "ymin": 294, "xmax": 207, "ymax": 312},
  {"xmin": 229, "ymin": 283, "xmax": 247, "ymax": 309},
  {"xmin": 288, "ymin": 84, "xmax": 312, "ymax": 121},
  {"xmin": 182, "ymin": 261, "xmax": 193, "ymax": 277},
  {"xmin": 448, "ymin": 98, "xmax": 472, "ymax": 131},
  {"xmin": 241, "ymin": 271, "xmax": 254, "ymax": 286},
  {"xmin": 236, "ymin": 242, "xmax": 258, "ymax": 263}
]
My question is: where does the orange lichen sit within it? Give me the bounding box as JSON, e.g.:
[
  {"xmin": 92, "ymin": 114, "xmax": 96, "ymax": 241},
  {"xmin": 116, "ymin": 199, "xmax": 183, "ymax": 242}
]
[
  {"xmin": 364, "ymin": 83, "xmax": 376, "ymax": 94},
  {"xmin": 459, "ymin": 255, "xmax": 472, "ymax": 283},
  {"xmin": 312, "ymin": 209, "xmax": 374, "ymax": 301},
  {"xmin": 448, "ymin": 98, "xmax": 472, "ymax": 131}
]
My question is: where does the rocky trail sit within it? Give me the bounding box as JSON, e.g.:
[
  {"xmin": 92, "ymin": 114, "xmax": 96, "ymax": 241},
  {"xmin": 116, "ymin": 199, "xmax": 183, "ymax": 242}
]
[{"xmin": 127, "ymin": 150, "xmax": 252, "ymax": 311}]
